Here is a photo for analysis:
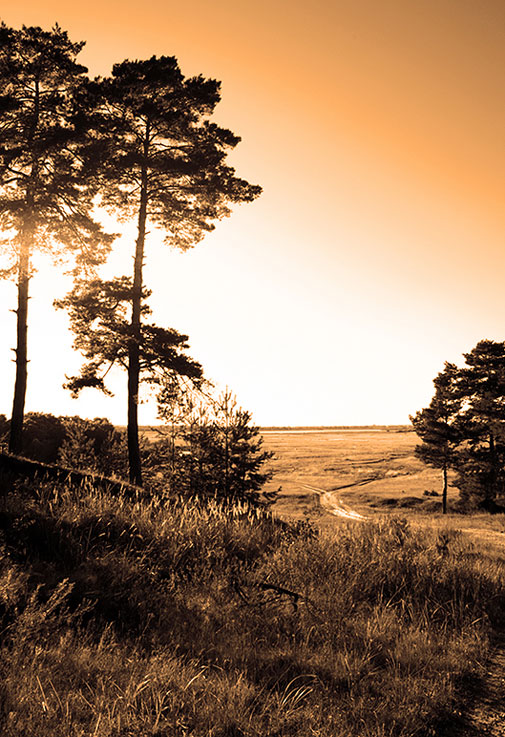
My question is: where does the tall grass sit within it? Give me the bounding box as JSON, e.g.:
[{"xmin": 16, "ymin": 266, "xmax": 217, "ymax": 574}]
[{"xmin": 0, "ymin": 477, "xmax": 504, "ymax": 735}]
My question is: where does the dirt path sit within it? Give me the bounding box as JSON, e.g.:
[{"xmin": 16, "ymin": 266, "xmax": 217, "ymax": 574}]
[{"xmin": 301, "ymin": 484, "xmax": 368, "ymax": 520}]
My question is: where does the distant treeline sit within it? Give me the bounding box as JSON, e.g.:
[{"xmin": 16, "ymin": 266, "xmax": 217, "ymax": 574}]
[
  {"xmin": 135, "ymin": 424, "xmax": 413, "ymax": 433},
  {"xmin": 258, "ymin": 425, "xmax": 412, "ymax": 432}
]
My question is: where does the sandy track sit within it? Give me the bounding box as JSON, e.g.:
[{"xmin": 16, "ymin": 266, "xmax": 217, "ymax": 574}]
[{"xmin": 301, "ymin": 484, "xmax": 368, "ymax": 520}]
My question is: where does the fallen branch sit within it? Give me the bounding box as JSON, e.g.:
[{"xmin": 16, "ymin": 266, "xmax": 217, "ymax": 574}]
[
  {"xmin": 0, "ymin": 451, "xmax": 141, "ymax": 498},
  {"xmin": 232, "ymin": 577, "xmax": 323, "ymax": 619}
]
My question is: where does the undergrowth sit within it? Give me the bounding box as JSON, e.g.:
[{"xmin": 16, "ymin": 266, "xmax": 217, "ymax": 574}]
[{"xmin": 0, "ymin": 476, "xmax": 504, "ymax": 736}]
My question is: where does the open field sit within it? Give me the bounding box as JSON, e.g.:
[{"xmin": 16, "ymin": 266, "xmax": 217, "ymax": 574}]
[
  {"xmin": 138, "ymin": 426, "xmax": 441, "ymax": 506},
  {"xmin": 139, "ymin": 425, "xmax": 505, "ymax": 547},
  {"xmin": 262, "ymin": 429, "xmax": 505, "ymax": 557},
  {"xmin": 261, "ymin": 428, "xmax": 445, "ymax": 515}
]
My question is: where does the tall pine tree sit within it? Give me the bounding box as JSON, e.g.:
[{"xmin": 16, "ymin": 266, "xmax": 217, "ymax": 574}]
[
  {"xmin": 62, "ymin": 56, "xmax": 261, "ymax": 484},
  {"xmin": 455, "ymin": 341, "xmax": 505, "ymax": 508},
  {"xmin": 0, "ymin": 24, "xmax": 112, "ymax": 452}
]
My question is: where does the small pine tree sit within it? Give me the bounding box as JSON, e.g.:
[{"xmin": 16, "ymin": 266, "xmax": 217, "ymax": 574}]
[{"xmin": 158, "ymin": 388, "xmax": 276, "ymax": 507}]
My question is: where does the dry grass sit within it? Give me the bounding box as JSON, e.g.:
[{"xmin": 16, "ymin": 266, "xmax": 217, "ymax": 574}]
[
  {"xmin": 0, "ymin": 473, "xmax": 504, "ymax": 735},
  {"xmin": 262, "ymin": 429, "xmax": 458, "ymax": 521},
  {"xmin": 261, "ymin": 430, "xmax": 505, "ymax": 568}
]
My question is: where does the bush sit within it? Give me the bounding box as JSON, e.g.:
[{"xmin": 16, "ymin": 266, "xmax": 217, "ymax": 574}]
[
  {"xmin": 17, "ymin": 413, "xmax": 67, "ymax": 463},
  {"xmin": 57, "ymin": 417, "xmax": 127, "ymax": 477},
  {"xmin": 0, "ymin": 412, "xmax": 128, "ymax": 478}
]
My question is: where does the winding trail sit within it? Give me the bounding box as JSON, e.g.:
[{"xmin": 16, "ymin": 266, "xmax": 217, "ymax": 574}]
[{"xmin": 301, "ymin": 484, "xmax": 368, "ymax": 520}]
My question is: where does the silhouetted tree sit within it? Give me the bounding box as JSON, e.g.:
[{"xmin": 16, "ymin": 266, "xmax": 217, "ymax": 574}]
[
  {"xmin": 410, "ymin": 363, "xmax": 461, "ymax": 513},
  {"xmin": 55, "ymin": 276, "xmax": 203, "ymax": 480},
  {"xmin": 60, "ymin": 55, "xmax": 261, "ymax": 484},
  {"xmin": 0, "ymin": 23, "xmax": 112, "ymax": 453},
  {"xmin": 454, "ymin": 341, "xmax": 505, "ymax": 509},
  {"xmin": 412, "ymin": 341, "xmax": 505, "ymax": 510}
]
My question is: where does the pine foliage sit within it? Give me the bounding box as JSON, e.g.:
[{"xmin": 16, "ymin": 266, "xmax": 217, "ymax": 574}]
[{"xmin": 412, "ymin": 340, "xmax": 505, "ymax": 509}]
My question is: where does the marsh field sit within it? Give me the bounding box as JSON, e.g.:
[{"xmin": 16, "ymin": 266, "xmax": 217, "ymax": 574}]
[
  {"xmin": 258, "ymin": 428, "xmax": 505, "ymax": 555},
  {"xmin": 261, "ymin": 428, "xmax": 446, "ymax": 516}
]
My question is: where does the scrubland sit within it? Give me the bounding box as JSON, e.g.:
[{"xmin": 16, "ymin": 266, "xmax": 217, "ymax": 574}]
[{"xmin": 1, "ymin": 468, "xmax": 505, "ymax": 736}]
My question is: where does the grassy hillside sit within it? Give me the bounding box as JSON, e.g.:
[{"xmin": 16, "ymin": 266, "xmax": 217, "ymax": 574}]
[{"xmin": 1, "ymin": 474, "xmax": 505, "ymax": 735}]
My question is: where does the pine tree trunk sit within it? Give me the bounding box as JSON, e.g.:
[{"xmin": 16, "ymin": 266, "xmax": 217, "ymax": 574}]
[
  {"xmin": 128, "ymin": 188, "xmax": 147, "ymax": 485},
  {"xmin": 127, "ymin": 132, "xmax": 149, "ymax": 486},
  {"xmin": 9, "ymin": 241, "xmax": 30, "ymax": 454},
  {"xmin": 9, "ymin": 81, "xmax": 39, "ymax": 456},
  {"xmin": 488, "ymin": 431, "xmax": 497, "ymax": 505}
]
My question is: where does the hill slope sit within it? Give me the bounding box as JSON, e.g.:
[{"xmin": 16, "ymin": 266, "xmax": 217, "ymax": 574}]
[{"xmin": 1, "ymin": 474, "xmax": 504, "ymax": 735}]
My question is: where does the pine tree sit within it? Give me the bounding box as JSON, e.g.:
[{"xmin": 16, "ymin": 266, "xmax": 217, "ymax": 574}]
[
  {"xmin": 157, "ymin": 389, "xmax": 275, "ymax": 507},
  {"xmin": 455, "ymin": 341, "xmax": 505, "ymax": 508},
  {"xmin": 412, "ymin": 341, "xmax": 505, "ymax": 510},
  {"xmin": 0, "ymin": 24, "xmax": 112, "ymax": 453},
  {"xmin": 60, "ymin": 56, "xmax": 261, "ymax": 484},
  {"xmin": 410, "ymin": 363, "xmax": 461, "ymax": 513}
]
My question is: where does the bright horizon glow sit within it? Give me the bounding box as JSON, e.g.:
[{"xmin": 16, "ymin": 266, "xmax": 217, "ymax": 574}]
[{"xmin": 1, "ymin": 1, "xmax": 505, "ymax": 427}]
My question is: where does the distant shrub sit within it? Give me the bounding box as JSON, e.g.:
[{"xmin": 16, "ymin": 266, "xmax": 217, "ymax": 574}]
[
  {"xmin": 57, "ymin": 417, "xmax": 127, "ymax": 477},
  {"xmin": 20, "ymin": 413, "xmax": 67, "ymax": 463},
  {"xmin": 3, "ymin": 413, "xmax": 128, "ymax": 478}
]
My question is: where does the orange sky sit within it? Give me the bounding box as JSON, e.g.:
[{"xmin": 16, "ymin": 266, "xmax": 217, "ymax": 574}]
[{"xmin": 0, "ymin": 1, "xmax": 504, "ymax": 425}]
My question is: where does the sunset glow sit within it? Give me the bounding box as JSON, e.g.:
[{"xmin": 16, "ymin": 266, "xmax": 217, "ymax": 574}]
[{"xmin": 1, "ymin": 0, "xmax": 504, "ymax": 426}]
